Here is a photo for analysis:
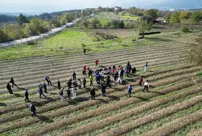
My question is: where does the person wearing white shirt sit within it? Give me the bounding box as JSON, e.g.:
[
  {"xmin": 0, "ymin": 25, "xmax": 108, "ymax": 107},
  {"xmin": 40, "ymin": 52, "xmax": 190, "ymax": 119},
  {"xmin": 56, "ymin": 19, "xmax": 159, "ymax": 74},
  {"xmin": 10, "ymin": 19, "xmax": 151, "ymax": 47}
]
[{"xmin": 143, "ymin": 80, "xmax": 149, "ymax": 92}]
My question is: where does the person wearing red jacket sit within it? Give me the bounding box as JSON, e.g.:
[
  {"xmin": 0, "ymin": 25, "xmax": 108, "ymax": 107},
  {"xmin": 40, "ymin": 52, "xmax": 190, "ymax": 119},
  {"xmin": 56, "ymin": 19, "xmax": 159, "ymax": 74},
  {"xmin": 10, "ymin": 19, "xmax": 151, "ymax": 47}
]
[
  {"xmin": 139, "ymin": 76, "xmax": 143, "ymax": 86},
  {"xmin": 95, "ymin": 59, "xmax": 99, "ymax": 66}
]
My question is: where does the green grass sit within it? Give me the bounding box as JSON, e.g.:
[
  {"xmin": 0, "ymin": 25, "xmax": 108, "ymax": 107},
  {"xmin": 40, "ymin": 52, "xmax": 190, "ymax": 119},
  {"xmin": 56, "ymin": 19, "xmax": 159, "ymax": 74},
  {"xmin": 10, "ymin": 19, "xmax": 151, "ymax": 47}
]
[
  {"xmin": 0, "ymin": 27, "xmax": 197, "ymax": 60},
  {"xmin": 196, "ymin": 71, "xmax": 202, "ymax": 76}
]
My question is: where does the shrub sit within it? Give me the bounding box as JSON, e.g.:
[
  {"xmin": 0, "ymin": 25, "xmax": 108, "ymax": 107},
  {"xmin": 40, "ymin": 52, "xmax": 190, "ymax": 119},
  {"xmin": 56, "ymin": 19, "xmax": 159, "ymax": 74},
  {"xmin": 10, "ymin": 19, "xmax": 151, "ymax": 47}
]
[{"xmin": 181, "ymin": 25, "xmax": 190, "ymax": 33}]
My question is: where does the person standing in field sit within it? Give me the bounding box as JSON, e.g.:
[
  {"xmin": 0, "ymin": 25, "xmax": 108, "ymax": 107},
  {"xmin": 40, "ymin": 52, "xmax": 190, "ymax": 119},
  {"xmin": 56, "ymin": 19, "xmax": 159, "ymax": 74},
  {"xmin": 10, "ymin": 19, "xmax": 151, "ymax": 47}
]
[
  {"xmin": 82, "ymin": 64, "xmax": 87, "ymax": 75},
  {"xmin": 90, "ymin": 86, "xmax": 96, "ymax": 100},
  {"xmin": 6, "ymin": 82, "xmax": 13, "ymax": 94},
  {"xmin": 38, "ymin": 82, "xmax": 46, "ymax": 98},
  {"xmin": 95, "ymin": 59, "xmax": 99, "ymax": 66},
  {"xmin": 57, "ymin": 78, "xmax": 61, "ymax": 90},
  {"xmin": 59, "ymin": 88, "xmax": 64, "ymax": 102},
  {"xmin": 43, "ymin": 82, "xmax": 47, "ymax": 93},
  {"xmin": 106, "ymin": 74, "xmax": 111, "ymax": 88},
  {"xmin": 101, "ymin": 83, "xmax": 106, "ymax": 97},
  {"xmin": 95, "ymin": 73, "xmax": 100, "ymax": 84},
  {"xmin": 127, "ymin": 84, "xmax": 133, "ymax": 97},
  {"xmin": 30, "ymin": 102, "xmax": 36, "ymax": 117},
  {"xmin": 45, "ymin": 76, "xmax": 52, "ymax": 86},
  {"xmin": 10, "ymin": 77, "xmax": 17, "ymax": 88},
  {"xmin": 72, "ymin": 72, "xmax": 76, "ymax": 81},
  {"xmin": 66, "ymin": 87, "xmax": 71, "ymax": 100},
  {"xmin": 67, "ymin": 79, "xmax": 72, "ymax": 90},
  {"xmin": 83, "ymin": 48, "xmax": 86, "ymax": 55},
  {"xmin": 88, "ymin": 68, "xmax": 93, "ymax": 77},
  {"xmin": 83, "ymin": 78, "xmax": 86, "ymax": 88},
  {"xmin": 114, "ymin": 71, "xmax": 119, "ymax": 82},
  {"xmin": 112, "ymin": 65, "xmax": 116, "ymax": 75},
  {"xmin": 24, "ymin": 89, "xmax": 29, "ymax": 102},
  {"xmin": 132, "ymin": 66, "xmax": 136, "ymax": 75},
  {"xmin": 144, "ymin": 62, "xmax": 148, "ymax": 72},
  {"xmin": 89, "ymin": 75, "xmax": 93, "ymax": 86},
  {"xmin": 143, "ymin": 80, "xmax": 149, "ymax": 92},
  {"xmin": 139, "ymin": 76, "xmax": 143, "ymax": 86}
]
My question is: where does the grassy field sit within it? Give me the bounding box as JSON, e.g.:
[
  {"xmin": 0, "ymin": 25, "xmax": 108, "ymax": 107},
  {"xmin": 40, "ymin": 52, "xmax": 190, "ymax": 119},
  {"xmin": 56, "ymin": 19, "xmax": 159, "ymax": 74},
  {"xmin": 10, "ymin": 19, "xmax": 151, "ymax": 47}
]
[
  {"xmin": 94, "ymin": 12, "xmax": 140, "ymax": 21},
  {"xmin": 0, "ymin": 26, "xmax": 196, "ymax": 60},
  {"xmin": 1, "ymin": 23, "xmax": 202, "ymax": 136}
]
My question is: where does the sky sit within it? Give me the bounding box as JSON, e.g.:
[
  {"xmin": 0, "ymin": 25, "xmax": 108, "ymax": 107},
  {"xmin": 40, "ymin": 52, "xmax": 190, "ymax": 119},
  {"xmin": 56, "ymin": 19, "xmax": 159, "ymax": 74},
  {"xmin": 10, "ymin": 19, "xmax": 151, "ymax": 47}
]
[{"xmin": 0, "ymin": 0, "xmax": 202, "ymax": 14}]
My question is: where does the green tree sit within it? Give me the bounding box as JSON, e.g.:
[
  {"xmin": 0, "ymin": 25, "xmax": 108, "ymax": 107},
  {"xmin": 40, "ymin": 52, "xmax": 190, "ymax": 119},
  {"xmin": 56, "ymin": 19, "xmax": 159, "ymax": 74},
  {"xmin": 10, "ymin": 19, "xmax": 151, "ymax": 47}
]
[
  {"xmin": 2, "ymin": 24, "xmax": 25, "ymax": 40},
  {"xmin": 145, "ymin": 9, "xmax": 158, "ymax": 19},
  {"xmin": 83, "ymin": 19, "xmax": 90, "ymax": 28},
  {"xmin": 170, "ymin": 12, "xmax": 181, "ymax": 24},
  {"xmin": 23, "ymin": 18, "xmax": 49, "ymax": 36},
  {"xmin": 0, "ymin": 29, "xmax": 9, "ymax": 42},
  {"xmin": 135, "ymin": 19, "xmax": 152, "ymax": 38},
  {"xmin": 119, "ymin": 21, "xmax": 125, "ymax": 28},
  {"xmin": 179, "ymin": 11, "xmax": 191, "ymax": 19},
  {"xmin": 50, "ymin": 19, "xmax": 61, "ymax": 28},
  {"xmin": 111, "ymin": 20, "xmax": 120, "ymax": 28},
  {"xmin": 191, "ymin": 11, "xmax": 202, "ymax": 23},
  {"xmin": 90, "ymin": 18, "xmax": 101, "ymax": 28},
  {"xmin": 17, "ymin": 14, "xmax": 29, "ymax": 25}
]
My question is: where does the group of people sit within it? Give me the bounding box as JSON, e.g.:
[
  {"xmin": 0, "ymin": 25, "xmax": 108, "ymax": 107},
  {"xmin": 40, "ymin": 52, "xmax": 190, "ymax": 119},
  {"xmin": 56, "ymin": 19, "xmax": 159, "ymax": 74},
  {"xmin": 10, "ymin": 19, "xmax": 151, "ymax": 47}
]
[{"xmin": 6, "ymin": 60, "xmax": 150, "ymax": 117}]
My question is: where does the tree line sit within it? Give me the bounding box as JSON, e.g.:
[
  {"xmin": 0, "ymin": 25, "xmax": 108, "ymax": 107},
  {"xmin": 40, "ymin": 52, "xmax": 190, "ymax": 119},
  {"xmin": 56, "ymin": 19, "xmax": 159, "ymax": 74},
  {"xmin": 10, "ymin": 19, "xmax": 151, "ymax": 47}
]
[{"xmin": 0, "ymin": 9, "xmax": 94, "ymax": 43}]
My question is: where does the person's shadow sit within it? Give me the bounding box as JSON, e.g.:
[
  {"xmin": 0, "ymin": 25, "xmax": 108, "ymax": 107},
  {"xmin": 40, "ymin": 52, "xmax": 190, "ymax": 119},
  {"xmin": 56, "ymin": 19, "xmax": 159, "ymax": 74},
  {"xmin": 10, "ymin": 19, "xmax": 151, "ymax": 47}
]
[
  {"xmin": 36, "ymin": 115, "xmax": 53, "ymax": 123},
  {"xmin": 0, "ymin": 103, "xmax": 7, "ymax": 107}
]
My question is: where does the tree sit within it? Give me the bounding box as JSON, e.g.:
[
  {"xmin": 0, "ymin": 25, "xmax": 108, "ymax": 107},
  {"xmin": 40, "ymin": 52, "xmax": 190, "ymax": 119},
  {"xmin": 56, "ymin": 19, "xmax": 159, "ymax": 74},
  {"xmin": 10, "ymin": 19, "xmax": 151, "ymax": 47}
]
[
  {"xmin": 187, "ymin": 36, "xmax": 202, "ymax": 65},
  {"xmin": 23, "ymin": 18, "xmax": 49, "ymax": 36},
  {"xmin": 170, "ymin": 12, "xmax": 181, "ymax": 24},
  {"xmin": 50, "ymin": 19, "xmax": 61, "ymax": 28},
  {"xmin": 135, "ymin": 20, "xmax": 151, "ymax": 38},
  {"xmin": 180, "ymin": 11, "xmax": 191, "ymax": 19},
  {"xmin": 111, "ymin": 20, "xmax": 120, "ymax": 28},
  {"xmin": 191, "ymin": 11, "xmax": 202, "ymax": 23},
  {"xmin": 17, "ymin": 14, "xmax": 29, "ymax": 25},
  {"xmin": 2, "ymin": 24, "xmax": 25, "ymax": 40},
  {"xmin": 90, "ymin": 18, "xmax": 101, "ymax": 28},
  {"xmin": 145, "ymin": 9, "xmax": 158, "ymax": 19},
  {"xmin": 83, "ymin": 19, "xmax": 90, "ymax": 28},
  {"xmin": 0, "ymin": 29, "xmax": 9, "ymax": 42},
  {"xmin": 128, "ymin": 7, "xmax": 139, "ymax": 15},
  {"xmin": 119, "ymin": 21, "xmax": 125, "ymax": 28}
]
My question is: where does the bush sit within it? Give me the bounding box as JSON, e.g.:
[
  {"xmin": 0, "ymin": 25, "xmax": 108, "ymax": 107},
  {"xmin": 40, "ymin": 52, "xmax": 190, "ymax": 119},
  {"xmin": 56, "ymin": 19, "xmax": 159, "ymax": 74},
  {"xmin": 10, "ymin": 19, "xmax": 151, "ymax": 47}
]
[
  {"xmin": 181, "ymin": 26, "xmax": 190, "ymax": 33},
  {"xmin": 94, "ymin": 31, "xmax": 117, "ymax": 40}
]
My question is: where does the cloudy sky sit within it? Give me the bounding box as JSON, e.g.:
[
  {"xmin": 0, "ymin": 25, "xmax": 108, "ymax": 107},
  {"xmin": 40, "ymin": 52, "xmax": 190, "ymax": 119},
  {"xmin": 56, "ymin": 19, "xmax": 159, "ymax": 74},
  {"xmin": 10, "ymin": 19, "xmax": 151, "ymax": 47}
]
[{"xmin": 0, "ymin": 0, "xmax": 202, "ymax": 14}]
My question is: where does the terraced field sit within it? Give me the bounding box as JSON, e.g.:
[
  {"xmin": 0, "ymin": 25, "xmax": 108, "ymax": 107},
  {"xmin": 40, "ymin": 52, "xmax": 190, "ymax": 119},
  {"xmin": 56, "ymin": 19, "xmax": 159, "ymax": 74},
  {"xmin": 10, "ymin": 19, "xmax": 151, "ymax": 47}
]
[{"xmin": 1, "ymin": 41, "xmax": 202, "ymax": 136}]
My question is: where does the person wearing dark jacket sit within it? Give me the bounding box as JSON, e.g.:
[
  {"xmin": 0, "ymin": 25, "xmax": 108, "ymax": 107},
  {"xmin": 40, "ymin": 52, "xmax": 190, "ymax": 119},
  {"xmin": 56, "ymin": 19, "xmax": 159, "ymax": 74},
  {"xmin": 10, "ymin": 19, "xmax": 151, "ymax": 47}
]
[
  {"xmin": 38, "ymin": 82, "xmax": 46, "ymax": 98},
  {"xmin": 72, "ymin": 72, "xmax": 76, "ymax": 80},
  {"xmin": 6, "ymin": 82, "xmax": 13, "ymax": 94},
  {"xmin": 57, "ymin": 78, "xmax": 61, "ymax": 90},
  {"xmin": 10, "ymin": 77, "xmax": 17, "ymax": 88},
  {"xmin": 114, "ymin": 71, "xmax": 119, "ymax": 82},
  {"xmin": 43, "ymin": 82, "xmax": 47, "ymax": 93},
  {"xmin": 88, "ymin": 69, "xmax": 93, "ymax": 77},
  {"xmin": 90, "ymin": 86, "xmax": 96, "ymax": 100},
  {"xmin": 30, "ymin": 102, "xmax": 36, "ymax": 117},
  {"xmin": 101, "ymin": 83, "xmax": 106, "ymax": 97},
  {"xmin": 106, "ymin": 74, "xmax": 111, "ymax": 88},
  {"xmin": 83, "ymin": 78, "xmax": 86, "ymax": 88},
  {"xmin": 24, "ymin": 89, "xmax": 29, "ymax": 102},
  {"xmin": 45, "ymin": 76, "xmax": 52, "ymax": 86}
]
